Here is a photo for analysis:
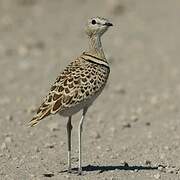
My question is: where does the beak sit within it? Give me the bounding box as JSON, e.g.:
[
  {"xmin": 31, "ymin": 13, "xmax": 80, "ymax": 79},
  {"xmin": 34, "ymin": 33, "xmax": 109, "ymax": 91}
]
[{"xmin": 104, "ymin": 22, "xmax": 113, "ymax": 27}]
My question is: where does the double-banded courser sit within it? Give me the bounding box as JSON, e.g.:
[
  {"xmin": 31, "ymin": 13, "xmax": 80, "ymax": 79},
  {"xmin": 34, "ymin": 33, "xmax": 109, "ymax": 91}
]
[{"xmin": 29, "ymin": 17, "xmax": 113, "ymax": 174}]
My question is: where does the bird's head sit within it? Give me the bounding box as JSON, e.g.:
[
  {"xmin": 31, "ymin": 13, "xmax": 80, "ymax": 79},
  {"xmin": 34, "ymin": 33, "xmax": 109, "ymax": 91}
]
[{"xmin": 85, "ymin": 17, "xmax": 113, "ymax": 37}]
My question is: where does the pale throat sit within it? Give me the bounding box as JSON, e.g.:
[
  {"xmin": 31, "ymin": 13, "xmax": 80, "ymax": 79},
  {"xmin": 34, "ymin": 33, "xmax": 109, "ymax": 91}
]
[{"xmin": 88, "ymin": 35, "xmax": 106, "ymax": 60}]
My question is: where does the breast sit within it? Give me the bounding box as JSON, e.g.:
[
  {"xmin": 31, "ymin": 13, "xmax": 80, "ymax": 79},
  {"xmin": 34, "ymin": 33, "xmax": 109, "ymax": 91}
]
[{"xmin": 58, "ymin": 58, "xmax": 110, "ymax": 117}]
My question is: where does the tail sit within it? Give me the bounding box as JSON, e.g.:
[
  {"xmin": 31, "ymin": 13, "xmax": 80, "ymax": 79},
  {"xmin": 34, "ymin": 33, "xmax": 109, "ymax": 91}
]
[
  {"xmin": 29, "ymin": 92, "xmax": 65, "ymax": 127},
  {"xmin": 28, "ymin": 105, "xmax": 51, "ymax": 127}
]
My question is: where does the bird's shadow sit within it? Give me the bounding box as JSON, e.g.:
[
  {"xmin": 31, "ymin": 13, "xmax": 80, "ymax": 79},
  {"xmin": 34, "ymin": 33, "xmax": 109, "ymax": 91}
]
[{"xmin": 60, "ymin": 164, "xmax": 158, "ymax": 174}]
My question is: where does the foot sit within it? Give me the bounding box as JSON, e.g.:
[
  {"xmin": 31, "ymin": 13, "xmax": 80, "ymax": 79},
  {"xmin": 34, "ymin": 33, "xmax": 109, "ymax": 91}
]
[
  {"xmin": 67, "ymin": 168, "xmax": 72, "ymax": 173},
  {"xmin": 78, "ymin": 168, "xmax": 82, "ymax": 175}
]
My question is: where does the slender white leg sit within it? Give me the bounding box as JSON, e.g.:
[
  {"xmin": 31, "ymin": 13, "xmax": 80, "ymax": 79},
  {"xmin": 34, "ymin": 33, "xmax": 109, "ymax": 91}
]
[
  {"xmin": 67, "ymin": 116, "xmax": 72, "ymax": 173},
  {"xmin": 78, "ymin": 108, "xmax": 88, "ymax": 175}
]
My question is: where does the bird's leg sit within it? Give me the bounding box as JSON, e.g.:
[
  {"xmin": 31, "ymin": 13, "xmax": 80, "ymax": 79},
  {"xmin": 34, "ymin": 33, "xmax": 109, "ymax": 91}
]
[
  {"xmin": 67, "ymin": 116, "xmax": 72, "ymax": 173},
  {"xmin": 78, "ymin": 108, "xmax": 88, "ymax": 175}
]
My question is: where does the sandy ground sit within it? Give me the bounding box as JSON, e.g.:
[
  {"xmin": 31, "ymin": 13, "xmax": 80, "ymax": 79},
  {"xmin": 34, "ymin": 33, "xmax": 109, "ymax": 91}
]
[{"xmin": 1, "ymin": 0, "xmax": 180, "ymax": 179}]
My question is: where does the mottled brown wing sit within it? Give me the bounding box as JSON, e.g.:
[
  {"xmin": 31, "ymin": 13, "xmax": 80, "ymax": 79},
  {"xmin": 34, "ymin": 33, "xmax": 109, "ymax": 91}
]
[{"xmin": 29, "ymin": 58, "xmax": 109, "ymax": 127}]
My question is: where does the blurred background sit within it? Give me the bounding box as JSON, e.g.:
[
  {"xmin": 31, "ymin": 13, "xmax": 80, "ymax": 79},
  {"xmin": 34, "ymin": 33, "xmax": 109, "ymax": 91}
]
[{"xmin": 0, "ymin": 0, "xmax": 180, "ymax": 179}]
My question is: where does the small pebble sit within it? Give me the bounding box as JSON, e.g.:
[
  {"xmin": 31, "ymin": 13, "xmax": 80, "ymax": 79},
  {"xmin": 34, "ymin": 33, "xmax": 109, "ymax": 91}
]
[
  {"xmin": 122, "ymin": 146, "xmax": 128, "ymax": 151},
  {"xmin": 6, "ymin": 115, "xmax": 13, "ymax": 121},
  {"xmin": 44, "ymin": 143, "xmax": 55, "ymax": 149},
  {"xmin": 114, "ymin": 85, "xmax": 126, "ymax": 94},
  {"xmin": 93, "ymin": 132, "xmax": 101, "ymax": 139},
  {"xmin": 36, "ymin": 41, "xmax": 45, "ymax": 50},
  {"xmin": 19, "ymin": 159, "xmax": 25, "ymax": 165},
  {"xmin": 64, "ymin": 175, "xmax": 71, "ymax": 179},
  {"xmin": 12, "ymin": 157, "xmax": 18, "ymax": 161},
  {"xmin": 17, "ymin": 45, "xmax": 29, "ymax": 56},
  {"xmin": 158, "ymin": 166, "xmax": 163, "ymax": 171},
  {"xmin": 47, "ymin": 122, "xmax": 60, "ymax": 131},
  {"xmin": 145, "ymin": 160, "xmax": 151, "ymax": 165},
  {"xmin": 60, "ymin": 141, "xmax": 65, "ymax": 146},
  {"xmin": 154, "ymin": 173, "xmax": 161, "ymax": 179},
  {"xmin": 1, "ymin": 143, "xmax": 7, "ymax": 150},
  {"xmin": 122, "ymin": 122, "xmax": 131, "ymax": 128},
  {"xmin": 158, "ymin": 165, "xmax": 165, "ymax": 172},
  {"xmin": 147, "ymin": 131, "xmax": 152, "ymax": 139},
  {"xmin": 164, "ymin": 146, "xmax": 170, "ymax": 150},
  {"xmin": 95, "ymin": 155, "xmax": 100, "ymax": 159},
  {"xmin": 26, "ymin": 106, "xmax": 37, "ymax": 114},
  {"xmin": 145, "ymin": 122, "xmax": 151, "ymax": 126},
  {"xmin": 166, "ymin": 167, "xmax": 175, "ymax": 174},
  {"xmin": 130, "ymin": 115, "xmax": 139, "ymax": 122},
  {"xmin": 110, "ymin": 126, "xmax": 116, "ymax": 136},
  {"xmin": 106, "ymin": 146, "xmax": 112, "ymax": 152},
  {"xmin": 34, "ymin": 146, "xmax": 40, "ymax": 153},
  {"xmin": 7, "ymin": 154, "xmax": 11, "ymax": 159},
  {"xmin": 150, "ymin": 96, "xmax": 159, "ymax": 105},
  {"xmin": 5, "ymin": 137, "xmax": 12, "ymax": 143},
  {"xmin": 30, "ymin": 174, "xmax": 35, "ymax": 178},
  {"xmin": 72, "ymin": 157, "xmax": 78, "ymax": 162},
  {"xmin": 135, "ymin": 107, "xmax": 143, "ymax": 115},
  {"xmin": 160, "ymin": 153, "xmax": 166, "ymax": 159},
  {"xmin": 110, "ymin": 155, "xmax": 116, "ymax": 159}
]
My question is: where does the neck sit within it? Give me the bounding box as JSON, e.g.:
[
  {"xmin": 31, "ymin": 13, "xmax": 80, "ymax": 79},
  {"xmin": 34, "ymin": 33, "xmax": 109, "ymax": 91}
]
[{"xmin": 87, "ymin": 35, "xmax": 106, "ymax": 59}]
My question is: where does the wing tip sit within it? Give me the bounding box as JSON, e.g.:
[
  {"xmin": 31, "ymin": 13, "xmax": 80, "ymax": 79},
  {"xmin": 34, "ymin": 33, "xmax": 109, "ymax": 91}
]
[
  {"xmin": 28, "ymin": 107, "xmax": 52, "ymax": 127},
  {"xmin": 28, "ymin": 117, "xmax": 39, "ymax": 127}
]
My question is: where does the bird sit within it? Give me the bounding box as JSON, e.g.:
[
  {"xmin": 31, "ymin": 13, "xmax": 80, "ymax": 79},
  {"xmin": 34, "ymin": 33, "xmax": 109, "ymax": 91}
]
[{"xmin": 29, "ymin": 16, "xmax": 113, "ymax": 175}]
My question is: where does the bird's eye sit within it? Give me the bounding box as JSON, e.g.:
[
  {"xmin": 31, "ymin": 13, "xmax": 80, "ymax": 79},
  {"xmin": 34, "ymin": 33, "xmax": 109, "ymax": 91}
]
[{"xmin": 91, "ymin": 20, "xmax": 96, "ymax": 25}]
